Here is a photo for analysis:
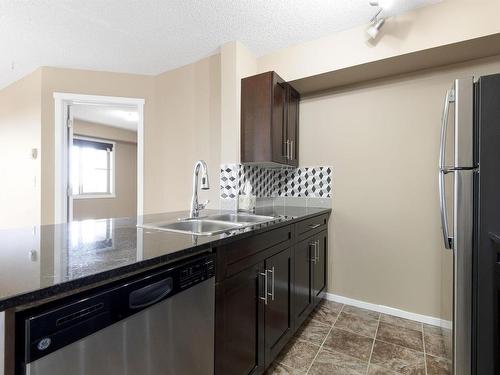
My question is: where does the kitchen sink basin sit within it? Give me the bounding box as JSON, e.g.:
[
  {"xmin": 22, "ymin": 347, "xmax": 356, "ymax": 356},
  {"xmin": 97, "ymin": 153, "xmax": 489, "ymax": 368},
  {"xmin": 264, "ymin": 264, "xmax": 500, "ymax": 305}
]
[
  {"xmin": 139, "ymin": 213, "xmax": 280, "ymax": 235},
  {"xmin": 205, "ymin": 213, "xmax": 277, "ymax": 224},
  {"xmin": 139, "ymin": 219, "xmax": 242, "ymax": 235}
]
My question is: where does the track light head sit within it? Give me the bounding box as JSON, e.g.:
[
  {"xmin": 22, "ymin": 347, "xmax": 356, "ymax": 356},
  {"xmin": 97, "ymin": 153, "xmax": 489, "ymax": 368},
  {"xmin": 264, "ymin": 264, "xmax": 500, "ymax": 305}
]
[
  {"xmin": 366, "ymin": 17, "xmax": 385, "ymax": 39},
  {"xmin": 366, "ymin": 0, "xmax": 386, "ymax": 40}
]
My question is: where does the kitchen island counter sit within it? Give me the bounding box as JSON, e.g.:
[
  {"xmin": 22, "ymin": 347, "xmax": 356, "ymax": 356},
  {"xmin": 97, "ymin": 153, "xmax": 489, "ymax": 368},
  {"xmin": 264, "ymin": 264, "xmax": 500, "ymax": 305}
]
[{"xmin": 0, "ymin": 206, "xmax": 331, "ymax": 311}]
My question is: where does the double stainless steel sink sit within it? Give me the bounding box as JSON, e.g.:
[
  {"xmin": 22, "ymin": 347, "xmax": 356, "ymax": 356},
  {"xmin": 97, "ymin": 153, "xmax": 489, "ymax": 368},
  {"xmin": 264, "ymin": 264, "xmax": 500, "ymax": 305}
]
[{"xmin": 139, "ymin": 213, "xmax": 279, "ymax": 235}]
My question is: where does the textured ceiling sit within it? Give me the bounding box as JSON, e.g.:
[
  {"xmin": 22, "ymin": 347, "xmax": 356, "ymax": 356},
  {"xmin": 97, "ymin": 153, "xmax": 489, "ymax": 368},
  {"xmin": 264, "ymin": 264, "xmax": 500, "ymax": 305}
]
[
  {"xmin": 0, "ymin": 0, "xmax": 440, "ymax": 89},
  {"xmin": 72, "ymin": 104, "xmax": 138, "ymax": 131}
]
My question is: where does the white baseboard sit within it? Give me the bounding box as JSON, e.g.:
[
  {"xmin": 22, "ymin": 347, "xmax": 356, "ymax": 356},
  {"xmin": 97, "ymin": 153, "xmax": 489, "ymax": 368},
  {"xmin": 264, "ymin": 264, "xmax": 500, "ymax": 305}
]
[{"xmin": 325, "ymin": 292, "xmax": 452, "ymax": 329}]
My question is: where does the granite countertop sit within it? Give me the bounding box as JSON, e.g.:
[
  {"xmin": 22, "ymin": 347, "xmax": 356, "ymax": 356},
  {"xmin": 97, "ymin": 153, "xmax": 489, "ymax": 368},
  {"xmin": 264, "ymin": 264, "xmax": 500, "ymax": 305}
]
[{"xmin": 0, "ymin": 206, "xmax": 330, "ymax": 311}]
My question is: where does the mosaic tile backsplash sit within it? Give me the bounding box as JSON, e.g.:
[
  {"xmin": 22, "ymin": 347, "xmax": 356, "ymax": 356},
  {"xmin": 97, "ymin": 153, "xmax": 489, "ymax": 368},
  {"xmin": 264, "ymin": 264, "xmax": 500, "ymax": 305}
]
[{"xmin": 220, "ymin": 164, "xmax": 332, "ymax": 200}]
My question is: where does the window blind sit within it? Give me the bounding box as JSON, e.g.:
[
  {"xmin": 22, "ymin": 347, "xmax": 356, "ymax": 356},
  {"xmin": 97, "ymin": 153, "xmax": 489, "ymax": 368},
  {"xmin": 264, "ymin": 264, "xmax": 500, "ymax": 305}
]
[{"xmin": 73, "ymin": 138, "xmax": 113, "ymax": 151}]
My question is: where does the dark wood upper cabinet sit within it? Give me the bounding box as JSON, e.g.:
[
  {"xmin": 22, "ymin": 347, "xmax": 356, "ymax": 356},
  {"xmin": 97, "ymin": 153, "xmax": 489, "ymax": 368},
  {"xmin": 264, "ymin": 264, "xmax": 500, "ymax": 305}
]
[
  {"xmin": 241, "ymin": 71, "xmax": 300, "ymax": 166},
  {"xmin": 286, "ymin": 84, "xmax": 300, "ymax": 167}
]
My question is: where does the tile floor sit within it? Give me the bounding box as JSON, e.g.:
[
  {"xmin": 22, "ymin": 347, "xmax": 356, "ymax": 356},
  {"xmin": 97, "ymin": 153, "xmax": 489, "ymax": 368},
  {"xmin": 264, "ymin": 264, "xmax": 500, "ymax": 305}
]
[{"xmin": 267, "ymin": 300, "xmax": 452, "ymax": 375}]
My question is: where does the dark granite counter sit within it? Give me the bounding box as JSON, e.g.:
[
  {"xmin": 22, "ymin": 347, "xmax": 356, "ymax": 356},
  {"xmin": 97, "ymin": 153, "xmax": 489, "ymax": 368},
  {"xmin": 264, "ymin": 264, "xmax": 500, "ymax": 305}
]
[{"xmin": 0, "ymin": 206, "xmax": 330, "ymax": 311}]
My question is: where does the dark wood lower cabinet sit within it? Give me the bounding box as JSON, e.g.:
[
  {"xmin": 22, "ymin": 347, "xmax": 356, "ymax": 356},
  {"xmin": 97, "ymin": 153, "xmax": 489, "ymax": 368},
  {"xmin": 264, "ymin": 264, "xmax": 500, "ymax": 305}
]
[
  {"xmin": 215, "ymin": 262, "xmax": 265, "ymax": 375},
  {"xmin": 293, "ymin": 238, "xmax": 313, "ymax": 328},
  {"xmin": 313, "ymin": 231, "xmax": 327, "ymax": 302},
  {"xmin": 264, "ymin": 248, "xmax": 292, "ymax": 367},
  {"xmin": 293, "ymin": 230, "xmax": 328, "ymax": 330},
  {"xmin": 215, "ymin": 216, "xmax": 330, "ymax": 375}
]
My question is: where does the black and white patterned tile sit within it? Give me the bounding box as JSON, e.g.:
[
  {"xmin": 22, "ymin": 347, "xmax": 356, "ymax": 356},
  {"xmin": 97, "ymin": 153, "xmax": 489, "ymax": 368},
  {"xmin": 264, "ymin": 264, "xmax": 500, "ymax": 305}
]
[
  {"xmin": 281, "ymin": 167, "xmax": 332, "ymax": 198},
  {"xmin": 220, "ymin": 164, "xmax": 332, "ymax": 200},
  {"xmin": 220, "ymin": 164, "xmax": 240, "ymax": 199}
]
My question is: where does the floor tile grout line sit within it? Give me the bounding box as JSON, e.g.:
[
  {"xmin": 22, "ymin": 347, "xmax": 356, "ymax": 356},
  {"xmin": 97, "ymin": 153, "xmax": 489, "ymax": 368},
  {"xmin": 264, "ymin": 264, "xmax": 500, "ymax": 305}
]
[
  {"xmin": 366, "ymin": 312, "xmax": 381, "ymax": 374},
  {"xmin": 304, "ymin": 303, "xmax": 344, "ymax": 374},
  {"xmin": 332, "ymin": 324, "xmax": 380, "ymax": 341},
  {"xmin": 364, "ymin": 335, "xmax": 428, "ymax": 375},
  {"xmin": 422, "ymin": 322, "xmax": 428, "ymax": 375},
  {"xmin": 379, "ymin": 319, "xmax": 427, "ymax": 335},
  {"xmin": 309, "ymin": 316, "xmax": 334, "ymax": 328},
  {"xmin": 374, "ymin": 337, "xmax": 426, "ymax": 354},
  {"xmin": 273, "ymin": 302, "xmax": 432, "ymax": 374}
]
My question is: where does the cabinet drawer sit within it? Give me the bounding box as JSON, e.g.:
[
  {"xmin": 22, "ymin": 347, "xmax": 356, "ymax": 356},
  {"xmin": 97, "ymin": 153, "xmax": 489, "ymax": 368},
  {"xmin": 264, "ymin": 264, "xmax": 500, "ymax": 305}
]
[
  {"xmin": 295, "ymin": 214, "xmax": 329, "ymax": 241},
  {"xmin": 217, "ymin": 225, "xmax": 292, "ymax": 281}
]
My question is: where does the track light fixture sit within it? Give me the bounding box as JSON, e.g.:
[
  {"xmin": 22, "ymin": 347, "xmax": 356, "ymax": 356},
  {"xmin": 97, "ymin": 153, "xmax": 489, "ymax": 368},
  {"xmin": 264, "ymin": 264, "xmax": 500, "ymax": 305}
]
[{"xmin": 366, "ymin": 1, "xmax": 386, "ymax": 40}]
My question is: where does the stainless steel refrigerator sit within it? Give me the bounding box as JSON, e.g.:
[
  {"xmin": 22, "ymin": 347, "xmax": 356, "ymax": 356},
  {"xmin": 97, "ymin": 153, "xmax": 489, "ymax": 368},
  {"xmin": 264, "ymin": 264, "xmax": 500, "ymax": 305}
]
[{"xmin": 439, "ymin": 74, "xmax": 500, "ymax": 375}]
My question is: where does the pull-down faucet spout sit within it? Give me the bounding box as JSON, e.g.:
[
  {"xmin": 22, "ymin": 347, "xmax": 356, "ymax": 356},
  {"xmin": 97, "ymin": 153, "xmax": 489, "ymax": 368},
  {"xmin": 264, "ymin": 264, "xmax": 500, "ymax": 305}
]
[{"xmin": 190, "ymin": 160, "xmax": 210, "ymax": 218}]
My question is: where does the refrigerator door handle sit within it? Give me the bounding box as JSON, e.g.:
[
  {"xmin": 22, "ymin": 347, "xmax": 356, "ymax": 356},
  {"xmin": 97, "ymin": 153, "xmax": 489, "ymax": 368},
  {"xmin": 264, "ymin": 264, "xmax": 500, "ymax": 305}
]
[
  {"xmin": 439, "ymin": 169, "xmax": 453, "ymax": 249},
  {"xmin": 439, "ymin": 88, "xmax": 455, "ymax": 170},
  {"xmin": 439, "ymin": 88, "xmax": 454, "ymax": 250}
]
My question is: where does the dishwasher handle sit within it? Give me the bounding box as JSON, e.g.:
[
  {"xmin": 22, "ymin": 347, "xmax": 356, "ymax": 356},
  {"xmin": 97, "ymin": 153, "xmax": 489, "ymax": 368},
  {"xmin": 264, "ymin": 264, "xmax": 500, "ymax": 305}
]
[{"xmin": 129, "ymin": 278, "xmax": 173, "ymax": 309}]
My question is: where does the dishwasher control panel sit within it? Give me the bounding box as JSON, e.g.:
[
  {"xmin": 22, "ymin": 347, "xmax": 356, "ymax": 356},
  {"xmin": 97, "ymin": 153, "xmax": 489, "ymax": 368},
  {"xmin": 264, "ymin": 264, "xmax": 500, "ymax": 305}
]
[{"xmin": 180, "ymin": 257, "xmax": 215, "ymax": 289}]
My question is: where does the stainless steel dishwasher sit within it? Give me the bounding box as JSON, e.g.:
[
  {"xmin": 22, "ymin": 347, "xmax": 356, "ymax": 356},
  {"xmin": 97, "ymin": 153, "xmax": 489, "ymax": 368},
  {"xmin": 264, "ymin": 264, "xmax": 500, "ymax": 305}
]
[{"xmin": 18, "ymin": 253, "xmax": 215, "ymax": 375}]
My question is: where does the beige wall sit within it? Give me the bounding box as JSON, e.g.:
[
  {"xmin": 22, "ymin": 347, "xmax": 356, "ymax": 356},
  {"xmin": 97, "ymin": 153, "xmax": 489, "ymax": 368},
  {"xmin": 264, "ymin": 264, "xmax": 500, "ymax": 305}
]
[
  {"xmin": 73, "ymin": 120, "xmax": 137, "ymax": 220},
  {"xmin": 221, "ymin": 41, "xmax": 257, "ymax": 163},
  {"xmin": 38, "ymin": 55, "xmax": 221, "ymax": 223},
  {"xmin": 40, "ymin": 67, "xmax": 156, "ymax": 224},
  {"xmin": 0, "ymin": 69, "xmax": 41, "ymax": 228},
  {"xmin": 258, "ymin": 0, "xmax": 500, "ymax": 81},
  {"xmin": 300, "ymin": 54, "xmax": 500, "ymax": 318},
  {"xmin": 2, "ymin": 0, "xmax": 499, "ymax": 320},
  {"xmin": 148, "ymin": 54, "xmax": 221, "ymax": 213}
]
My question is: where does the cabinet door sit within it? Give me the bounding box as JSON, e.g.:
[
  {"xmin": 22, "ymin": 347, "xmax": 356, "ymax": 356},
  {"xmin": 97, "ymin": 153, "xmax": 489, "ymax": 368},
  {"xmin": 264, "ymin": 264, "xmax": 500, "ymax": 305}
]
[
  {"xmin": 215, "ymin": 262, "xmax": 265, "ymax": 375},
  {"xmin": 293, "ymin": 238, "xmax": 313, "ymax": 328},
  {"xmin": 264, "ymin": 247, "xmax": 292, "ymax": 366},
  {"xmin": 271, "ymin": 79, "xmax": 287, "ymax": 165},
  {"xmin": 286, "ymin": 86, "xmax": 300, "ymax": 167},
  {"xmin": 313, "ymin": 231, "xmax": 327, "ymax": 304}
]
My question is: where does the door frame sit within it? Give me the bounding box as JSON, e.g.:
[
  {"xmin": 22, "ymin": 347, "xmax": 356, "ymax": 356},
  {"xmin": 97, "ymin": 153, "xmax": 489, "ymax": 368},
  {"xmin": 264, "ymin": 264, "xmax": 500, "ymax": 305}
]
[{"xmin": 53, "ymin": 92, "xmax": 145, "ymax": 224}]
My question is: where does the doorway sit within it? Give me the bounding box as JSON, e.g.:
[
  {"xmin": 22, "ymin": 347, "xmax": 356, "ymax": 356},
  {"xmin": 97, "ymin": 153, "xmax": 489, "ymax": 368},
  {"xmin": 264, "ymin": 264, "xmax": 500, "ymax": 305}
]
[{"xmin": 54, "ymin": 93, "xmax": 144, "ymax": 223}]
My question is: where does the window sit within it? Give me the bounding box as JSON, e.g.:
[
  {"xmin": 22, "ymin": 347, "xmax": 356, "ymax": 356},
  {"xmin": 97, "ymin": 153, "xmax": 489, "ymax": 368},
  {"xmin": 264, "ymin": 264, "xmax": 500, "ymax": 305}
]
[{"xmin": 71, "ymin": 137, "xmax": 115, "ymax": 198}]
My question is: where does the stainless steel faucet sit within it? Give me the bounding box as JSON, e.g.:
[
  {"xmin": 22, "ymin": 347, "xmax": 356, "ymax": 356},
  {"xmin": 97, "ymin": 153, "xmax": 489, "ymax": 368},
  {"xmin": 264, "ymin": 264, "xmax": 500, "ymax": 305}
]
[{"xmin": 190, "ymin": 160, "xmax": 210, "ymax": 218}]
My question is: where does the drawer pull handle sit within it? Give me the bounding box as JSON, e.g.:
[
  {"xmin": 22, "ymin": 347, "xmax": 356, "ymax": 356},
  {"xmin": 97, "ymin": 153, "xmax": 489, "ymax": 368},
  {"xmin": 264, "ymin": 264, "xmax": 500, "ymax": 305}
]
[{"xmin": 308, "ymin": 223, "xmax": 321, "ymax": 229}]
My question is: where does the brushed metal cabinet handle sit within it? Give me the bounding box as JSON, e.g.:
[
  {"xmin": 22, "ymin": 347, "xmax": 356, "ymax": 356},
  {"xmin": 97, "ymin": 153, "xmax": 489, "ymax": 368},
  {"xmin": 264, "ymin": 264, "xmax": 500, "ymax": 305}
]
[
  {"xmin": 268, "ymin": 267, "xmax": 275, "ymax": 301},
  {"xmin": 308, "ymin": 223, "xmax": 321, "ymax": 229},
  {"xmin": 259, "ymin": 271, "xmax": 268, "ymax": 305},
  {"xmin": 310, "ymin": 241, "xmax": 317, "ymax": 264},
  {"xmin": 283, "ymin": 140, "xmax": 290, "ymax": 160}
]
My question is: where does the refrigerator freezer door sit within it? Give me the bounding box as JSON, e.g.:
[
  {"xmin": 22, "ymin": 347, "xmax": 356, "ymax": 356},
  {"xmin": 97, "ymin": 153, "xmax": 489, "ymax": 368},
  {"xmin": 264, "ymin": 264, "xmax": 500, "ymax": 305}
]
[
  {"xmin": 439, "ymin": 169, "xmax": 453, "ymax": 249},
  {"xmin": 439, "ymin": 88, "xmax": 455, "ymax": 172},
  {"xmin": 439, "ymin": 78, "xmax": 474, "ymax": 171},
  {"xmin": 438, "ymin": 78, "xmax": 474, "ymax": 375},
  {"xmin": 453, "ymin": 78, "xmax": 474, "ymax": 169}
]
